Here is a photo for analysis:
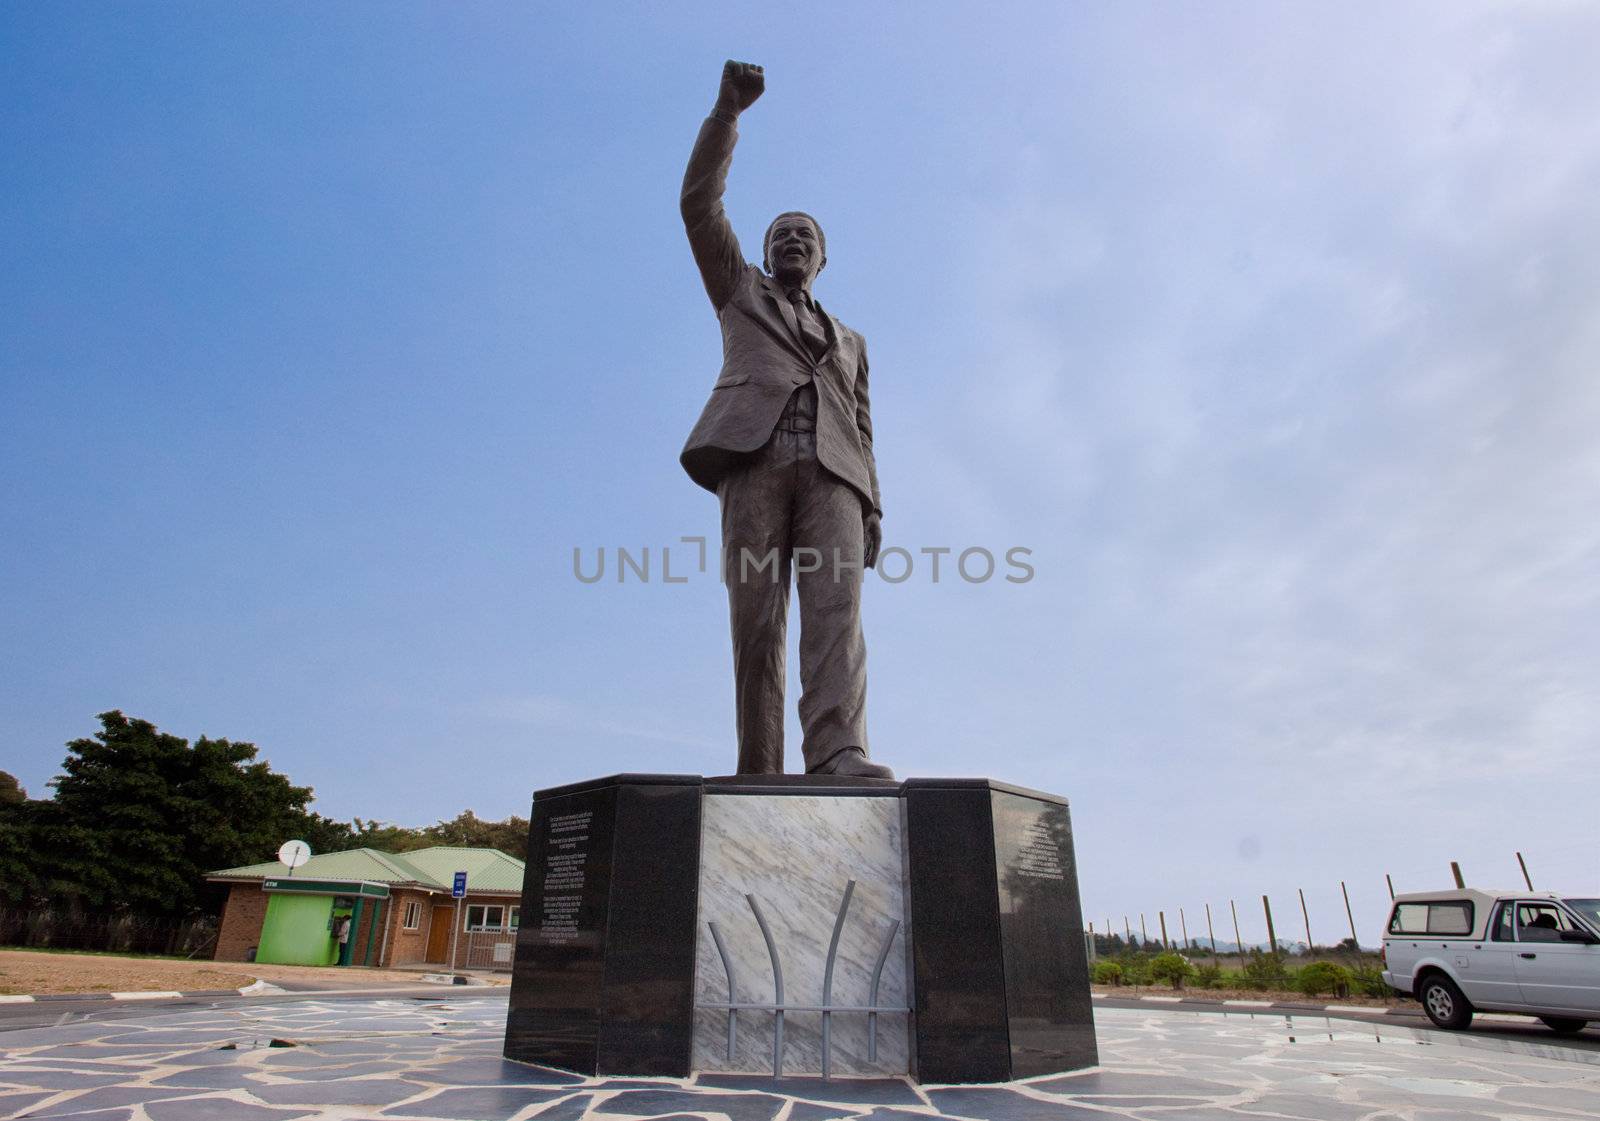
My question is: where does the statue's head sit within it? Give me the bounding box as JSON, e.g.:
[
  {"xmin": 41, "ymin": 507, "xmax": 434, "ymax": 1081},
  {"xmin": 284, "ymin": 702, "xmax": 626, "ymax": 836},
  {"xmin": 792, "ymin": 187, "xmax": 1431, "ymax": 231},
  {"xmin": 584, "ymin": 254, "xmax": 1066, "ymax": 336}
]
[{"xmin": 764, "ymin": 211, "xmax": 826, "ymax": 289}]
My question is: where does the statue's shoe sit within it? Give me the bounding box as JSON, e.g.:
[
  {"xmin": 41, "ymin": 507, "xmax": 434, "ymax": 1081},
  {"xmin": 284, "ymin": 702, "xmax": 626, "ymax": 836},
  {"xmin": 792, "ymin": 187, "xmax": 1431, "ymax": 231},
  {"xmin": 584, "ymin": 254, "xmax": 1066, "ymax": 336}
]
[{"xmin": 807, "ymin": 747, "xmax": 895, "ymax": 780}]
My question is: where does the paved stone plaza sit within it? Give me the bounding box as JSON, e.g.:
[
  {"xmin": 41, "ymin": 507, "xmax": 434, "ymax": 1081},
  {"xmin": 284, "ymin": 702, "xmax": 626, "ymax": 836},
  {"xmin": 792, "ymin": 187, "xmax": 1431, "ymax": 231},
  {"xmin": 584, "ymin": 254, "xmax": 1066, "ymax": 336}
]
[{"xmin": 2, "ymin": 994, "xmax": 1597, "ymax": 1120}]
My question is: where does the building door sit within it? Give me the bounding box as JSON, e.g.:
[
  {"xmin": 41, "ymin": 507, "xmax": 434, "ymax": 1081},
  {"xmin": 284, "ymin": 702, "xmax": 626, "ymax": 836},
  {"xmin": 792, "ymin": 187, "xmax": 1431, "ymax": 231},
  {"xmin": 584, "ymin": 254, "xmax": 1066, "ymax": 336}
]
[{"xmin": 425, "ymin": 905, "xmax": 453, "ymax": 964}]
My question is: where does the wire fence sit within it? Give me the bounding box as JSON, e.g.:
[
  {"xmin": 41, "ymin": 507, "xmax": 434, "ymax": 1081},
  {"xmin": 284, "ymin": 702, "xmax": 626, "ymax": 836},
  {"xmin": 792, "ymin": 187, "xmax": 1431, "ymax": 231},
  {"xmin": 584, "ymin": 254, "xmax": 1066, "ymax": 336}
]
[
  {"xmin": 1087, "ymin": 850, "xmax": 1575, "ymax": 960},
  {"xmin": 0, "ymin": 908, "xmax": 217, "ymax": 958},
  {"xmin": 459, "ymin": 927, "xmax": 518, "ymax": 972}
]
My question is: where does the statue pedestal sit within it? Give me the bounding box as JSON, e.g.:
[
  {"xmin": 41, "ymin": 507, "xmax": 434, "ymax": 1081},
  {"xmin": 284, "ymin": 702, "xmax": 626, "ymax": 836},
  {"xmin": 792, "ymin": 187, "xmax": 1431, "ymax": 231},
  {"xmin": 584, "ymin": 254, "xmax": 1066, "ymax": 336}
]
[{"xmin": 503, "ymin": 774, "xmax": 1097, "ymax": 1083}]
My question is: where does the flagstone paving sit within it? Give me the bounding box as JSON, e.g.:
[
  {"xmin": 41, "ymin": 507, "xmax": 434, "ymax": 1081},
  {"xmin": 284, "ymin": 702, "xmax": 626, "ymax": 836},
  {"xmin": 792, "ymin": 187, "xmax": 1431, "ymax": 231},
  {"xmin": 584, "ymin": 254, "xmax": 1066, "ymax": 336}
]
[{"xmin": 1, "ymin": 994, "xmax": 1597, "ymax": 1119}]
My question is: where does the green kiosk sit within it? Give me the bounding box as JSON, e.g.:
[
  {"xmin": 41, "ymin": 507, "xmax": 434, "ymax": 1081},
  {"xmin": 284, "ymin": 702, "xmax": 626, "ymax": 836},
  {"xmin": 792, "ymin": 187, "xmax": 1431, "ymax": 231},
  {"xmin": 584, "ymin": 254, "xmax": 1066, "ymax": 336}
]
[{"xmin": 255, "ymin": 876, "xmax": 390, "ymax": 967}]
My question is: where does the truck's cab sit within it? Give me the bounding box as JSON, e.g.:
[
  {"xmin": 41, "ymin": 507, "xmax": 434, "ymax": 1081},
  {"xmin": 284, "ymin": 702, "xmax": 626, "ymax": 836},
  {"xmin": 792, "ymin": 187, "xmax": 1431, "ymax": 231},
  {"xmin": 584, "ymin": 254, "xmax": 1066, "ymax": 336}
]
[{"xmin": 1382, "ymin": 888, "xmax": 1600, "ymax": 1034}]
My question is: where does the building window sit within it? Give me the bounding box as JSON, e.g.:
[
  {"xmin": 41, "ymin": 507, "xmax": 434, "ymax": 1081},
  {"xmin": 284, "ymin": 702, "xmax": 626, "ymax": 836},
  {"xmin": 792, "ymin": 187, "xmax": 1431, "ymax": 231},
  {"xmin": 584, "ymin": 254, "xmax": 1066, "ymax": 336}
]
[
  {"xmin": 402, "ymin": 902, "xmax": 421, "ymax": 930},
  {"xmin": 465, "ymin": 904, "xmax": 506, "ymax": 931},
  {"xmin": 509, "ymin": 906, "xmax": 520, "ymax": 930}
]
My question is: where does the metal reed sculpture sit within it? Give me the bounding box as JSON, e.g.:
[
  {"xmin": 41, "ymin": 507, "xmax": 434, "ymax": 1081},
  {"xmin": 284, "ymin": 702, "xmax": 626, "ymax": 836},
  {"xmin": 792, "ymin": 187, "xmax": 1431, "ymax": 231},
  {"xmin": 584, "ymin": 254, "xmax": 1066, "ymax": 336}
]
[{"xmin": 703, "ymin": 879, "xmax": 906, "ymax": 1079}]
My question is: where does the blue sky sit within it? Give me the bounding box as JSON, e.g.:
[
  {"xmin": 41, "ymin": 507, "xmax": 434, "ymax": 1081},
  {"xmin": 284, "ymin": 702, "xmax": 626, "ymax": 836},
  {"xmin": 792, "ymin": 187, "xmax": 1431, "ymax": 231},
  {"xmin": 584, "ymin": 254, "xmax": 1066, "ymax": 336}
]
[{"xmin": 4, "ymin": 2, "xmax": 1597, "ymax": 945}]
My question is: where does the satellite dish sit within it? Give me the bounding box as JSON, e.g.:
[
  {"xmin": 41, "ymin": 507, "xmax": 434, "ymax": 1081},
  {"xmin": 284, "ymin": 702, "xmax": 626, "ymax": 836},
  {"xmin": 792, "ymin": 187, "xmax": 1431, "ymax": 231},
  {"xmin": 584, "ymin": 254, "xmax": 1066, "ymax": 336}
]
[{"xmin": 277, "ymin": 840, "xmax": 312, "ymax": 872}]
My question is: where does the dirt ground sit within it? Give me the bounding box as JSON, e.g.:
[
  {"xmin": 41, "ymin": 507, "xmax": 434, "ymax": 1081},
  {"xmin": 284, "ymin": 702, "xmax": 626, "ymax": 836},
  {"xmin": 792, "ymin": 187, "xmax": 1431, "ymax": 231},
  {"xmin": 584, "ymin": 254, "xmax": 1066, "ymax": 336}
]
[{"xmin": 0, "ymin": 950, "xmax": 507, "ymax": 995}]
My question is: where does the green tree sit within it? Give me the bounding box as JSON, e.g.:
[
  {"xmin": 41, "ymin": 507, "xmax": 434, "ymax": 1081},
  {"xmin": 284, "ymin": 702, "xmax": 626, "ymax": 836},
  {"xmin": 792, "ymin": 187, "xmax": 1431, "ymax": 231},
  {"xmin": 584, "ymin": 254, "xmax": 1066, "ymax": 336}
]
[
  {"xmin": 1149, "ymin": 951, "xmax": 1196, "ymax": 990},
  {"xmin": 341, "ymin": 818, "xmax": 431, "ymax": 853},
  {"xmin": 312, "ymin": 810, "xmax": 530, "ymax": 860},
  {"xmin": 0, "ymin": 771, "xmax": 25, "ymax": 804},
  {"xmin": 41, "ymin": 711, "xmax": 322, "ymax": 916},
  {"xmin": 285, "ymin": 810, "xmax": 357, "ymax": 857},
  {"xmin": 0, "ymin": 795, "xmax": 43, "ymax": 905},
  {"xmin": 424, "ymin": 810, "xmax": 530, "ymax": 860}
]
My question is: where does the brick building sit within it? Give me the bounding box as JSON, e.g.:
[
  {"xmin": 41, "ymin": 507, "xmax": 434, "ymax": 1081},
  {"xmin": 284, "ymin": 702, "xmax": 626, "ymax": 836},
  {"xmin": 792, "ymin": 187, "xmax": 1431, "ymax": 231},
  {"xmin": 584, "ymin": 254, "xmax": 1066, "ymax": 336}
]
[{"xmin": 209, "ymin": 846, "xmax": 524, "ymax": 972}]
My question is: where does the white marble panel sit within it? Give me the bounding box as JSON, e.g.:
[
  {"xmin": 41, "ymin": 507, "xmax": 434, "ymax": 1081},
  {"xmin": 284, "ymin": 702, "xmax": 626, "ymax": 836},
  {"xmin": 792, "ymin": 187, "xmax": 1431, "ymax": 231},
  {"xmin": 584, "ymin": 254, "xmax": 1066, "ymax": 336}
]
[{"xmin": 693, "ymin": 793, "xmax": 909, "ymax": 1076}]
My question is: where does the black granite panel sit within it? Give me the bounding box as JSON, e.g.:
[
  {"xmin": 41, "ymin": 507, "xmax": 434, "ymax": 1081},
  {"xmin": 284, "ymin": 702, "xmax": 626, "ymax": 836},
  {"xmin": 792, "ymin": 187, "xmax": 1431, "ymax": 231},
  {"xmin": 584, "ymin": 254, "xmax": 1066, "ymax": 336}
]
[
  {"xmin": 897, "ymin": 776, "xmax": 1067, "ymax": 805},
  {"xmin": 535, "ymin": 773, "xmax": 701, "ymax": 801},
  {"xmin": 505, "ymin": 775, "xmax": 703, "ymax": 1076},
  {"xmin": 504, "ymin": 782, "xmax": 618, "ymax": 1073},
  {"xmin": 989, "ymin": 789, "xmax": 1098, "ymax": 1076},
  {"xmin": 902, "ymin": 782, "xmax": 1011, "ymax": 1083},
  {"xmin": 596, "ymin": 780, "xmax": 702, "ymax": 1075}
]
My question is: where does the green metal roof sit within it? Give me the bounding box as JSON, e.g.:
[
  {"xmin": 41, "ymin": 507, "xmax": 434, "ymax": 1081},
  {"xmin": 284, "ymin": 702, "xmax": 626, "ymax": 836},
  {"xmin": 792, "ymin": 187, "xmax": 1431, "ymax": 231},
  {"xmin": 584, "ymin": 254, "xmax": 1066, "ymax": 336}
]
[
  {"xmin": 209, "ymin": 845, "xmax": 525, "ymax": 894},
  {"xmin": 398, "ymin": 846, "xmax": 528, "ymax": 894}
]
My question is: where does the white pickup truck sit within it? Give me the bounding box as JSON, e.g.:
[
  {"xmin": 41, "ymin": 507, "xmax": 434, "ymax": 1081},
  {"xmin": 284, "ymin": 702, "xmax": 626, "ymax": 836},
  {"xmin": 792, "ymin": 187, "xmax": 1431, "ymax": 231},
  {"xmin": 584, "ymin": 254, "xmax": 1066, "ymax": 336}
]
[{"xmin": 1382, "ymin": 888, "xmax": 1600, "ymax": 1033}]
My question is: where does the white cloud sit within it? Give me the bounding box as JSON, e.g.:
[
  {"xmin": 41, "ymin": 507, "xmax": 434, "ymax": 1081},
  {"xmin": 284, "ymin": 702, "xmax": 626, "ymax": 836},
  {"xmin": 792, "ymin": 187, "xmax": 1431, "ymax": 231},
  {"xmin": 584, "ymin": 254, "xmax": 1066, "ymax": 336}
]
[{"xmin": 891, "ymin": 2, "xmax": 1600, "ymax": 918}]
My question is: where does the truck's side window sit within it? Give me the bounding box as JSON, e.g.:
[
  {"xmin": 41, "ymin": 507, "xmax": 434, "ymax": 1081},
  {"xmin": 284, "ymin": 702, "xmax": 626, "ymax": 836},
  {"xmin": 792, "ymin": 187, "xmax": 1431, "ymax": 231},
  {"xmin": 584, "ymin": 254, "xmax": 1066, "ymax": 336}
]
[
  {"xmin": 1389, "ymin": 903, "xmax": 1428, "ymax": 934},
  {"xmin": 1387, "ymin": 900, "xmax": 1475, "ymax": 936},
  {"xmin": 1428, "ymin": 902, "xmax": 1472, "ymax": 935},
  {"xmin": 1516, "ymin": 903, "xmax": 1571, "ymax": 943},
  {"xmin": 1492, "ymin": 902, "xmax": 1515, "ymax": 941}
]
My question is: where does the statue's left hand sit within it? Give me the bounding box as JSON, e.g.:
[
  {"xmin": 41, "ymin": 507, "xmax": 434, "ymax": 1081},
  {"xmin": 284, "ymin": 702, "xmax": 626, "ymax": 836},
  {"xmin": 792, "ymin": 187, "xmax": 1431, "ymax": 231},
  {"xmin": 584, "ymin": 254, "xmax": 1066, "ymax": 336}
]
[
  {"xmin": 716, "ymin": 60, "xmax": 765, "ymax": 117},
  {"xmin": 864, "ymin": 512, "xmax": 882, "ymax": 570}
]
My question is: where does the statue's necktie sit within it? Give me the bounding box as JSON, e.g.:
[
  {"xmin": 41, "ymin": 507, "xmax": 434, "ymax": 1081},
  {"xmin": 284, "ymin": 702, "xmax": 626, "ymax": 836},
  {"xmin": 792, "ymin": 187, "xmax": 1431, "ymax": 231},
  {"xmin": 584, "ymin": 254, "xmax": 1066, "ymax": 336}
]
[{"xmin": 787, "ymin": 288, "xmax": 829, "ymax": 360}]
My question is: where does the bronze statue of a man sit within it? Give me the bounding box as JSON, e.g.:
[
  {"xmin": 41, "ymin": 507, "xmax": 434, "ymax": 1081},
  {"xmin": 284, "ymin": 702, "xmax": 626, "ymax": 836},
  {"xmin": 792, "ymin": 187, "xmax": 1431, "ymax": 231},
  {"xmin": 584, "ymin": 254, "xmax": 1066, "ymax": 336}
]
[{"xmin": 679, "ymin": 61, "xmax": 892, "ymax": 780}]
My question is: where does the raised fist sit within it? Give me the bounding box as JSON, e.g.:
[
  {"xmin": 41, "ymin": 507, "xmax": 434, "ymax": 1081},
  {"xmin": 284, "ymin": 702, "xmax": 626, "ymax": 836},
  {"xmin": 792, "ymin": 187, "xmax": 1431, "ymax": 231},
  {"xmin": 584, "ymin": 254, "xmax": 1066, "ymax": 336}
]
[{"xmin": 715, "ymin": 60, "xmax": 764, "ymax": 117}]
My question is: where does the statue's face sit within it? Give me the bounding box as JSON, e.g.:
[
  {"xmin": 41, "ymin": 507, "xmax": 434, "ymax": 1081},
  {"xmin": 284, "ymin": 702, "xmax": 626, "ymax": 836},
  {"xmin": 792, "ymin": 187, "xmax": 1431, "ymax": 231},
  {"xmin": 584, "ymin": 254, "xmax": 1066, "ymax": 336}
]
[{"xmin": 766, "ymin": 215, "xmax": 824, "ymax": 288}]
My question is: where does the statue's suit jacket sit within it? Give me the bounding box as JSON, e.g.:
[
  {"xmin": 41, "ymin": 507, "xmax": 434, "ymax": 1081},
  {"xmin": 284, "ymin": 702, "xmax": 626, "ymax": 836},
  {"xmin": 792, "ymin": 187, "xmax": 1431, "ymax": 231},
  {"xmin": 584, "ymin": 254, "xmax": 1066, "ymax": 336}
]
[{"xmin": 679, "ymin": 116, "xmax": 882, "ymax": 518}]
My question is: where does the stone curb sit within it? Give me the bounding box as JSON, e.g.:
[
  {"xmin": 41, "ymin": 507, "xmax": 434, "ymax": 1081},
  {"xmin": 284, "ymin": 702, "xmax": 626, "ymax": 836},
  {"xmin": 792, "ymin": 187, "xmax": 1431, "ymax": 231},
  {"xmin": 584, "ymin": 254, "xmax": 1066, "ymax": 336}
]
[
  {"xmin": 0, "ymin": 980, "xmax": 514, "ymax": 1004},
  {"xmin": 1094, "ymin": 992, "xmax": 1422, "ymax": 1017},
  {"xmin": 1, "ymin": 983, "xmax": 267, "ymax": 1004}
]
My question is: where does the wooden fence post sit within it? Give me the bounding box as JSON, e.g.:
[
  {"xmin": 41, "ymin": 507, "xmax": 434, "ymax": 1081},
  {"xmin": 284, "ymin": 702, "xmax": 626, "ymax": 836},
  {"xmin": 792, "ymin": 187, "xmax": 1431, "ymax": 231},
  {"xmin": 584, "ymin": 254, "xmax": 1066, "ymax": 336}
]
[{"xmin": 1341, "ymin": 881, "xmax": 1359, "ymax": 949}]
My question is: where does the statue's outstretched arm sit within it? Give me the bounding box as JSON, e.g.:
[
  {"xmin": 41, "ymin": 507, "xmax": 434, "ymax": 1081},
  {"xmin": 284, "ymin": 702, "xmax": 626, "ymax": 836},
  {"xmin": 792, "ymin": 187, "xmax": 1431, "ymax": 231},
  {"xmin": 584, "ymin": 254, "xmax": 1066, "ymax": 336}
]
[{"xmin": 681, "ymin": 61, "xmax": 764, "ymax": 311}]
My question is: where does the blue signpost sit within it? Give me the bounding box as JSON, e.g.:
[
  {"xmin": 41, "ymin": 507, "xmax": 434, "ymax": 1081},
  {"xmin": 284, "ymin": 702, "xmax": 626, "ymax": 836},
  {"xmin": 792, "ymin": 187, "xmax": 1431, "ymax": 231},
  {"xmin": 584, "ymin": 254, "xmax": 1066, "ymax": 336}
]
[{"xmin": 450, "ymin": 870, "xmax": 468, "ymax": 969}]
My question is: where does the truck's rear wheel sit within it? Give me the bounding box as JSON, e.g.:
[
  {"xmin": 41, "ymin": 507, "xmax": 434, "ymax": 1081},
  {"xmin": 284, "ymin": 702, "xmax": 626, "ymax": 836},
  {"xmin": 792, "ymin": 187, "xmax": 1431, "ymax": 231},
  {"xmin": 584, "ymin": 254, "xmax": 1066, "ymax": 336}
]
[
  {"xmin": 1539, "ymin": 1016, "xmax": 1588, "ymax": 1035},
  {"xmin": 1418, "ymin": 974, "xmax": 1473, "ymax": 1030}
]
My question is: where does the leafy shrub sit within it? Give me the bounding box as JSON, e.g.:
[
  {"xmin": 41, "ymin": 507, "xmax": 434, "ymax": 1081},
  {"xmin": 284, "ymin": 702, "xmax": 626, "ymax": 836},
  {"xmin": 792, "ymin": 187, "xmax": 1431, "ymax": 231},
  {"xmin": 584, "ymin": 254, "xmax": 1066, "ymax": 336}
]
[
  {"xmin": 1120, "ymin": 954, "xmax": 1152, "ymax": 987},
  {"xmin": 1348, "ymin": 965, "xmax": 1391, "ymax": 998},
  {"xmin": 1092, "ymin": 961, "xmax": 1125, "ymax": 986},
  {"xmin": 1297, "ymin": 961, "xmax": 1353, "ymax": 997},
  {"xmin": 1149, "ymin": 952, "xmax": 1196, "ymax": 990},
  {"xmin": 1193, "ymin": 963, "xmax": 1223, "ymax": 989},
  {"xmin": 1240, "ymin": 951, "xmax": 1289, "ymax": 991}
]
